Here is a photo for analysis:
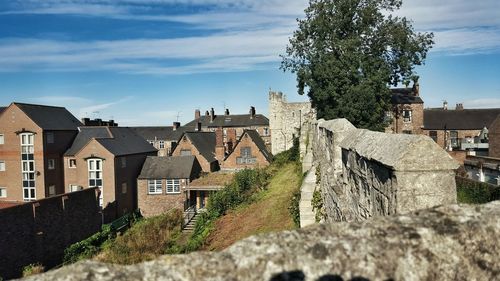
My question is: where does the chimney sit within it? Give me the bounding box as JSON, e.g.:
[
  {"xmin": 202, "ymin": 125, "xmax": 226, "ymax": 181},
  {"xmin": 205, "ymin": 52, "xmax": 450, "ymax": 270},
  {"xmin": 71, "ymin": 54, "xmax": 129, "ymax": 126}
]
[
  {"xmin": 249, "ymin": 106, "xmax": 256, "ymax": 119},
  {"xmin": 195, "ymin": 122, "xmax": 202, "ymax": 131},
  {"xmin": 81, "ymin": 118, "xmax": 90, "ymax": 126},
  {"xmin": 225, "ymin": 108, "xmax": 230, "ymax": 115},
  {"xmin": 205, "ymin": 110, "xmax": 210, "ymax": 116},
  {"xmin": 210, "ymin": 108, "xmax": 215, "ymax": 122},
  {"xmin": 215, "ymin": 127, "xmax": 225, "ymax": 162},
  {"xmin": 173, "ymin": 122, "xmax": 180, "ymax": 131},
  {"xmin": 227, "ymin": 128, "xmax": 237, "ymax": 153},
  {"xmin": 456, "ymin": 103, "xmax": 464, "ymax": 110},
  {"xmin": 443, "ymin": 101, "xmax": 448, "ymax": 110},
  {"xmin": 413, "ymin": 81, "xmax": 420, "ymax": 97},
  {"xmin": 195, "ymin": 109, "xmax": 201, "ymax": 120}
]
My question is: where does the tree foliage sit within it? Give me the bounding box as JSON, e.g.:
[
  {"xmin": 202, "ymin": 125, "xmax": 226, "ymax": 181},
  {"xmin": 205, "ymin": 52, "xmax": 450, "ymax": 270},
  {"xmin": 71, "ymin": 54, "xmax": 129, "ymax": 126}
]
[{"xmin": 281, "ymin": 0, "xmax": 434, "ymax": 130}]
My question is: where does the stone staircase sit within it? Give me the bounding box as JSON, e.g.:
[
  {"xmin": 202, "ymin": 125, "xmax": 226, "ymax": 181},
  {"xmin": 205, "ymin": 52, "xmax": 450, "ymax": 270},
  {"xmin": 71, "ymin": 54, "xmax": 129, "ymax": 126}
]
[
  {"xmin": 299, "ymin": 167, "xmax": 317, "ymax": 227},
  {"xmin": 182, "ymin": 212, "xmax": 200, "ymax": 233}
]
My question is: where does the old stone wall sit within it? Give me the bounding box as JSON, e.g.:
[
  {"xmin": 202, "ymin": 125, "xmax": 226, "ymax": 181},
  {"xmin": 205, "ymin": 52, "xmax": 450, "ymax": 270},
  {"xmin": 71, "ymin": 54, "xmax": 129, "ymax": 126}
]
[
  {"xmin": 269, "ymin": 91, "xmax": 315, "ymax": 155},
  {"xmin": 311, "ymin": 119, "xmax": 459, "ymax": 222},
  {"xmin": 0, "ymin": 188, "xmax": 101, "ymax": 280}
]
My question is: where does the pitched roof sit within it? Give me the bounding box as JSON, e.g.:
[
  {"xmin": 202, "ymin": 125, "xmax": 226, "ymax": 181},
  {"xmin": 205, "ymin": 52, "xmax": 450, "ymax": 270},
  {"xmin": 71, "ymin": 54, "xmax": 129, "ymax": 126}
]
[
  {"xmin": 390, "ymin": 88, "xmax": 424, "ymax": 104},
  {"xmin": 184, "ymin": 114, "xmax": 269, "ymax": 128},
  {"xmin": 13, "ymin": 102, "xmax": 82, "ymax": 130},
  {"xmin": 130, "ymin": 126, "xmax": 190, "ymax": 142},
  {"xmin": 239, "ymin": 130, "xmax": 272, "ymax": 162},
  {"xmin": 183, "ymin": 132, "xmax": 217, "ymax": 163},
  {"xmin": 138, "ymin": 156, "xmax": 199, "ymax": 179},
  {"xmin": 424, "ymin": 108, "xmax": 500, "ymax": 130},
  {"xmin": 65, "ymin": 127, "xmax": 157, "ymax": 156},
  {"xmin": 0, "ymin": 107, "xmax": 6, "ymax": 115}
]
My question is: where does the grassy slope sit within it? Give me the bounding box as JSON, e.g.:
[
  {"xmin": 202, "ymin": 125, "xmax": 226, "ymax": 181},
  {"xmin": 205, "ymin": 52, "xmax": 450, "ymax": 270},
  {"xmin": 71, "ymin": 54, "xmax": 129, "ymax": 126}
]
[{"xmin": 202, "ymin": 162, "xmax": 301, "ymax": 251}]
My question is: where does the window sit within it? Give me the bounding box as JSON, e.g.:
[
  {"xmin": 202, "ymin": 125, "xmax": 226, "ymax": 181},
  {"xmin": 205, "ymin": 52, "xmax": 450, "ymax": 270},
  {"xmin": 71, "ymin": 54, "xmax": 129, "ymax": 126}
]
[
  {"xmin": 450, "ymin": 131, "xmax": 459, "ymax": 148},
  {"xmin": 263, "ymin": 127, "xmax": 269, "ymax": 136},
  {"xmin": 159, "ymin": 140, "xmax": 165, "ymax": 149},
  {"xmin": 429, "ymin": 131, "xmax": 438, "ymax": 142},
  {"xmin": 402, "ymin": 130, "xmax": 412, "ymax": 134},
  {"xmin": 148, "ymin": 140, "xmax": 155, "ymax": 145},
  {"xmin": 180, "ymin": 149, "xmax": 192, "ymax": 156},
  {"xmin": 122, "ymin": 183, "xmax": 127, "ymax": 194},
  {"xmin": 166, "ymin": 179, "xmax": 180, "ymax": 193},
  {"xmin": 0, "ymin": 161, "xmax": 5, "ymax": 171},
  {"xmin": 46, "ymin": 132, "xmax": 54, "ymax": 144},
  {"xmin": 237, "ymin": 147, "xmax": 257, "ymax": 164},
  {"xmin": 48, "ymin": 185, "xmax": 56, "ymax": 196},
  {"xmin": 0, "ymin": 187, "xmax": 6, "ymax": 198},
  {"xmin": 48, "ymin": 159, "xmax": 55, "ymax": 170},
  {"xmin": 69, "ymin": 158, "xmax": 77, "ymax": 168},
  {"xmin": 121, "ymin": 157, "xmax": 126, "ymax": 168},
  {"xmin": 148, "ymin": 179, "xmax": 162, "ymax": 194},
  {"xmin": 88, "ymin": 159, "xmax": 103, "ymax": 207},
  {"xmin": 69, "ymin": 185, "xmax": 80, "ymax": 192},
  {"xmin": 402, "ymin": 110, "xmax": 412, "ymax": 122},
  {"xmin": 0, "ymin": 134, "xmax": 4, "ymax": 144},
  {"xmin": 21, "ymin": 133, "xmax": 36, "ymax": 201}
]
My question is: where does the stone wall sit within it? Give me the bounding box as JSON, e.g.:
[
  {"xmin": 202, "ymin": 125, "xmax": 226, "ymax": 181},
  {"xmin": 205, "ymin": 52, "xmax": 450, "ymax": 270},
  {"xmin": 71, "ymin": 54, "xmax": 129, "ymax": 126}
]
[
  {"xmin": 25, "ymin": 202, "xmax": 500, "ymax": 281},
  {"xmin": 268, "ymin": 91, "xmax": 315, "ymax": 155},
  {"xmin": 311, "ymin": 119, "xmax": 459, "ymax": 222},
  {"xmin": 0, "ymin": 188, "xmax": 101, "ymax": 279}
]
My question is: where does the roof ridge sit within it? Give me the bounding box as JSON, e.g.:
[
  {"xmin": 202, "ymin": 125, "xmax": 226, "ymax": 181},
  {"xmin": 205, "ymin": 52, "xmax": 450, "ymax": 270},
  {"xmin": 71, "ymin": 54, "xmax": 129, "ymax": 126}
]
[{"xmin": 13, "ymin": 102, "xmax": 66, "ymax": 109}]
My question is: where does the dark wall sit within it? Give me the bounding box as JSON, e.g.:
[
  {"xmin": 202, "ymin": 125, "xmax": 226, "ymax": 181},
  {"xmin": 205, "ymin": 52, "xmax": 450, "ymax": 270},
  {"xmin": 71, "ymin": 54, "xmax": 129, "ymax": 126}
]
[{"xmin": 0, "ymin": 188, "xmax": 101, "ymax": 279}]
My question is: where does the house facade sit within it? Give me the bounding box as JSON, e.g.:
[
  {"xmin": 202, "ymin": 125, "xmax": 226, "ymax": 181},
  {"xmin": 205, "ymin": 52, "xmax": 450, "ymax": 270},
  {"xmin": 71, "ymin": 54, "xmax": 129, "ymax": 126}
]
[
  {"xmin": 137, "ymin": 156, "xmax": 202, "ymax": 217},
  {"xmin": 63, "ymin": 127, "xmax": 157, "ymax": 222},
  {"xmin": 0, "ymin": 103, "xmax": 81, "ymax": 202},
  {"xmin": 489, "ymin": 115, "xmax": 500, "ymax": 158},
  {"xmin": 131, "ymin": 122, "xmax": 190, "ymax": 157},
  {"xmin": 223, "ymin": 130, "xmax": 272, "ymax": 170},
  {"xmin": 386, "ymin": 83, "xmax": 424, "ymax": 135},
  {"xmin": 171, "ymin": 131, "xmax": 219, "ymax": 172}
]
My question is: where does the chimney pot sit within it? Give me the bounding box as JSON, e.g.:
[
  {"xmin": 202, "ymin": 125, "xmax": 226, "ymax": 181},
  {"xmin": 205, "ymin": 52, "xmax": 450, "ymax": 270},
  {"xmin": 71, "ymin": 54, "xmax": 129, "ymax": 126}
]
[
  {"xmin": 210, "ymin": 108, "xmax": 215, "ymax": 122},
  {"xmin": 249, "ymin": 106, "xmax": 256, "ymax": 119},
  {"xmin": 205, "ymin": 110, "xmax": 209, "ymax": 116},
  {"xmin": 456, "ymin": 103, "xmax": 464, "ymax": 110},
  {"xmin": 413, "ymin": 82, "xmax": 420, "ymax": 97},
  {"xmin": 443, "ymin": 101, "xmax": 448, "ymax": 110},
  {"xmin": 225, "ymin": 108, "xmax": 230, "ymax": 115},
  {"xmin": 195, "ymin": 122, "xmax": 202, "ymax": 131},
  {"xmin": 195, "ymin": 109, "xmax": 201, "ymax": 120},
  {"xmin": 173, "ymin": 122, "xmax": 180, "ymax": 131}
]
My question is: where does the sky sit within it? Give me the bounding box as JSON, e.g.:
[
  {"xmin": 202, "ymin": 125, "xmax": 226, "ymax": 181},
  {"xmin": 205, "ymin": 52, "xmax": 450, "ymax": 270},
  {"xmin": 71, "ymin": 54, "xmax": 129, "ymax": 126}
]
[{"xmin": 0, "ymin": 0, "xmax": 499, "ymax": 126}]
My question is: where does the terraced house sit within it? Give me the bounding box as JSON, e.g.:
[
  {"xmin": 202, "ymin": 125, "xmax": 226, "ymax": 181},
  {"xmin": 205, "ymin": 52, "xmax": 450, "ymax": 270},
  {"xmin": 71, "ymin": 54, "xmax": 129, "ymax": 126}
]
[{"xmin": 0, "ymin": 103, "xmax": 81, "ymax": 203}]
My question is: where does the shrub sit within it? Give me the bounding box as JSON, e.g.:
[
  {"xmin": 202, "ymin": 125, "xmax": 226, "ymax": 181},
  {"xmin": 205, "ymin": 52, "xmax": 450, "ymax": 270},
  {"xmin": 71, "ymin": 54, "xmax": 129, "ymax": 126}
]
[
  {"xmin": 289, "ymin": 189, "xmax": 301, "ymax": 227},
  {"xmin": 311, "ymin": 190, "xmax": 325, "ymax": 222},
  {"xmin": 22, "ymin": 263, "xmax": 44, "ymax": 277},
  {"xmin": 456, "ymin": 176, "xmax": 500, "ymax": 204},
  {"xmin": 273, "ymin": 137, "xmax": 300, "ymax": 166},
  {"xmin": 63, "ymin": 224, "xmax": 114, "ymax": 264}
]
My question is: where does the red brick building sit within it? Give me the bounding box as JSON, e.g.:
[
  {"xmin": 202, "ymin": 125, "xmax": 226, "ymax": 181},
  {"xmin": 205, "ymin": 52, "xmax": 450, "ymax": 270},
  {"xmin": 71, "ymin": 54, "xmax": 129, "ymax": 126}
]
[
  {"xmin": 0, "ymin": 103, "xmax": 81, "ymax": 203},
  {"xmin": 137, "ymin": 155, "xmax": 202, "ymax": 217},
  {"xmin": 171, "ymin": 131, "xmax": 220, "ymax": 172},
  {"xmin": 223, "ymin": 130, "xmax": 272, "ymax": 170},
  {"xmin": 487, "ymin": 115, "xmax": 500, "ymax": 158},
  {"xmin": 63, "ymin": 127, "xmax": 157, "ymax": 222},
  {"xmin": 131, "ymin": 122, "xmax": 191, "ymax": 157},
  {"xmin": 386, "ymin": 83, "xmax": 424, "ymax": 135}
]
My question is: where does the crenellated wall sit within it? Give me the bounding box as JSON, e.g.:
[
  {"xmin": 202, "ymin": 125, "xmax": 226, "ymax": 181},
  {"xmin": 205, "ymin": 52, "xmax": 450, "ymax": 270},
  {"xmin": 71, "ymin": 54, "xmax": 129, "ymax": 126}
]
[{"xmin": 310, "ymin": 118, "xmax": 460, "ymax": 222}]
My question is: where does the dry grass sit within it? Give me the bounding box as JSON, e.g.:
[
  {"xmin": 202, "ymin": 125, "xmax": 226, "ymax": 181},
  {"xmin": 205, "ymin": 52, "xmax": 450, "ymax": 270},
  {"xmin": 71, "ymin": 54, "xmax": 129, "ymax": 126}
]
[
  {"xmin": 190, "ymin": 172, "xmax": 235, "ymax": 187},
  {"xmin": 202, "ymin": 163, "xmax": 301, "ymax": 251}
]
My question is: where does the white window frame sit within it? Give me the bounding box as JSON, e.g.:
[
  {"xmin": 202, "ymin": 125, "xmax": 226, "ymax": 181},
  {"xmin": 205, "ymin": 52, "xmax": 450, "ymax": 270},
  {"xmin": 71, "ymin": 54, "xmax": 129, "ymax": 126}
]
[
  {"xmin": 88, "ymin": 159, "xmax": 103, "ymax": 207},
  {"xmin": 122, "ymin": 182, "xmax": 127, "ymax": 194},
  {"xmin": 48, "ymin": 159, "xmax": 55, "ymax": 170},
  {"xmin": 21, "ymin": 133, "xmax": 36, "ymax": 201},
  {"xmin": 166, "ymin": 179, "xmax": 180, "ymax": 194},
  {"xmin": 46, "ymin": 132, "xmax": 54, "ymax": 144},
  {"xmin": 69, "ymin": 184, "xmax": 80, "ymax": 192},
  {"xmin": 69, "ymin": 158, "xmax": 77, "ymax": 168},
  {"xmin": 0, "ymin": 187, "xmax": 6, "ymax": 198},
  {"xmin": 0, "ymin": 160, "xmax": 5, "ymax": 171},
  {"xmin": 48, "ymin": 185, "xmax": 56, "ymax": 196},
  {"xmin": 148, "ymin": 179, "xmax": 162, "ymax": 194},
  {"xmin": 0, "ymin": 134, "xmax": 4, "ymax": 145},
  {"xmin": 402, "ymin": 109, "xmax": 412, "ymax": 123},
  {"xmin": 159, "ymin": 140, "xmax": 165, "ymax": 149}
]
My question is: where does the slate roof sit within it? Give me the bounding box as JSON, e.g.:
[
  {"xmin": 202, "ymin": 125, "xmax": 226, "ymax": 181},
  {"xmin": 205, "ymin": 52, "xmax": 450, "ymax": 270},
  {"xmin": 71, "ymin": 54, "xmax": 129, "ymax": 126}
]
[
  {"xmin": 424, "ymin": 109, "xmax": 500, "ymax": 130},
  {"xmin": 138, "ymin": 156, "xmax": 199, "ymax": 179},
  {"xmin": 65, "ymin": 127, "xmax": 157, "ymax": 156},
  {"xmin": 14, "ymin": 102, "xmax": 82, "ymax": 130},
  {"xmin": 184, "ymin": 114, "xmax": 269, "ymax": 128},
  {"xmin": 391, "ymin": 88, "xmax": 424, "ymax": 104},
  {"xmin": 182, "ymin": 132, "xmax": 217, "ymax": 163},
  {"xmin": 240, "ymin": 130, "xmax": 272, "ymax": 162},
  {"xmin": 130, "ymin": 126, "xmax": 191, "ymax": 142}
]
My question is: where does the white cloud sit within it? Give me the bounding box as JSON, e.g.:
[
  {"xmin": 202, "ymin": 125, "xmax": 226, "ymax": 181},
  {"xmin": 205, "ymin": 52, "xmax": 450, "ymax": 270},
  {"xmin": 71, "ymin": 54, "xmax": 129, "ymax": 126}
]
[
  {"xmin": 463, "ymin": 98, "xmax": 500, "ymax": 109},
  {"xmin": 78, "ymin": 96, "xmax": 134, "ymax": 118}
]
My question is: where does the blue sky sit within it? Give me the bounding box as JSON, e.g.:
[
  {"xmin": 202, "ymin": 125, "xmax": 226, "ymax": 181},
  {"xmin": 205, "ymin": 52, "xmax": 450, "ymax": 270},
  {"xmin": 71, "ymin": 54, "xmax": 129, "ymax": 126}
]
[{"xmin": 0, "ymin": 0, "xmax": 499, "ymax": 125}]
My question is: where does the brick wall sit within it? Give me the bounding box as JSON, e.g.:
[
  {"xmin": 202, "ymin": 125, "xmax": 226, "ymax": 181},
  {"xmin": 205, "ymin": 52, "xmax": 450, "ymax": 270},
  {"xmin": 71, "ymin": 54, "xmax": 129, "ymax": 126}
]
[
  {"xmin": 390, "ymin": 103, "xmax": 424, "ymax": 135},
  {"xmin": 171, "ymin": 137, "xmax": 217, "ymax": 172},
  {"xmin": 137, "ymin": 179, "xmax": 188, "ymax": 217},
  {"xmin": 0, "ymin": 188, "xmax": 101, "ymax": 279},
  {"xmin": 223, "ymin": 133, "xmax": 270, "ymax": 169},
  {"xmin": 489, "ymin": 116, "xmax": 500, "ymax": 158}
]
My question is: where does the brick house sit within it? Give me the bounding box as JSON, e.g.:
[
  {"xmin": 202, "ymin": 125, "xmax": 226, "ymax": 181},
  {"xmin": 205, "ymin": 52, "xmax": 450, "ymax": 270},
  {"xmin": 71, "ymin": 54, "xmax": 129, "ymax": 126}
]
[
  {"xmin": 137, "ymin": 155, "xmax": 202, "ymax": 217},
  {"xmin": 386, "ymin": 83, "xmax": 424, "ymax": 135},
  {"xmin": 223, "ymin": 130, "xmax": 272, "ymax": 170},
  {"xmin": 63, "ymin": 127, "xmax": 157, "ymax": 222},
  {"xmin": 489, "ymin": 115, "xmax": 500, "ymax": 158},
  {"xmin": 184, "ymin": 107, "xmax": 270, "ymax": 153},
  {"xmin": 171, "ymin": 131, "xmax": 220, "ymax": 172},
  {"xmin": 0, "ymin": 103, "xmax": 81, "ymax": 202},
  {"xmin": 131, "ymin": 122, "xmax": 190, "ymax": 157}
]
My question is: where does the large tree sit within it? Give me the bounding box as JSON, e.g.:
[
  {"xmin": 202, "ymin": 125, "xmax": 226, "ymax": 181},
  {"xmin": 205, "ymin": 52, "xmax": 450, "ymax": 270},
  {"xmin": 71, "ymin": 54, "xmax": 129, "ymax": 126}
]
[{"xmin": 281, "ymin": 0, "xmax": 434, "ymax": 131}]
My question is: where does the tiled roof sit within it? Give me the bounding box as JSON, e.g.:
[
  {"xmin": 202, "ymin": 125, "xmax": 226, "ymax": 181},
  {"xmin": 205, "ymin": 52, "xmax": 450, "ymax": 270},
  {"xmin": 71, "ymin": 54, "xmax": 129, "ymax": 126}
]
[
  {"xmin": 138, "ymin": 156, "xmax": 200, "ymax": 179},
  {"xmin": 65, "ymin": 127, "xmax": 157, "ymax": 156},
  {"xmin": 424, "ymin": 109, "xmax": 500, "ymax": 130},
  {"xmin": 184, "ymin": 114, "xmax": 269, "ymax": 128},
  {"xmin": 183, "ymin": 132, "xmax": 217, "ymax": 163},
  {"xmin": 130, "ymin": 126, "xmax": 190, "ymax": 142},
  {"xmin": 241, "ymin": 130, "xmax": 272, "ymax": 162},
  {"xmin": 14, "ymin": 102, "xmax": 82, "ymax": 130},
  {"xmin": 390, "ymin": 88, "xmax": 424, "ymax": 104}
]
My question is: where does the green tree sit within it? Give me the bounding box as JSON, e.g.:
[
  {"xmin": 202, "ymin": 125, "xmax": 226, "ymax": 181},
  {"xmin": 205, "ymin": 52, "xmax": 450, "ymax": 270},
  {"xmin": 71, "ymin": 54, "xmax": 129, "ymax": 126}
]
[{"xmin": 281, "ymin": 0, "xmax": 434, "ymax": 131}]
